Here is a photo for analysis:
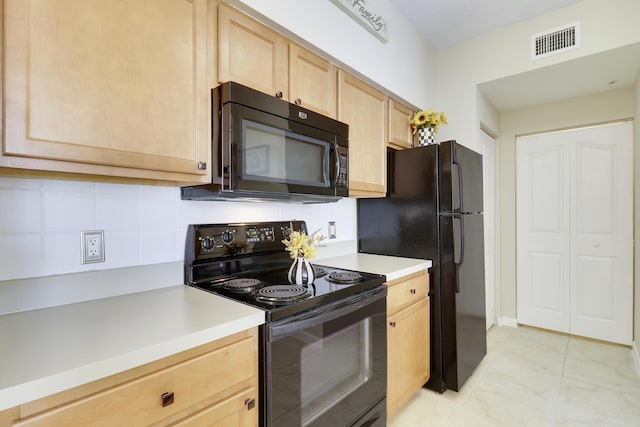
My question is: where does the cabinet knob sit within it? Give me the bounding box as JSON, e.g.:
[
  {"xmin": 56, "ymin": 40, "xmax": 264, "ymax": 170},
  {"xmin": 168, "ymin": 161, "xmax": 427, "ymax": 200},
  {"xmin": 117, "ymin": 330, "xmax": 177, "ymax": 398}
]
[
  {"xmin": 410, "ymin": 288, "xmax": 416, "ymax": 294},
  {"xmin": 197, "ymin": 161, "xmax": 207, "ymax": 170},
  {"xmin": 389, "ymin": 321, "xmax": 396, "ymax": 328},
  {"xmin": 275, "ymin": 91, "xmax": 283, "ymax": 98},
  {"xmin": 295, "ymin": 98, "xmax": 302, "ymax": 105},
  {"xmin": 161, "ymin": 392, "xmax": 174, "ymax": 407},
  {"xmin": 245, "ymin": 398, "xmax": 256, "ymax": 410}
]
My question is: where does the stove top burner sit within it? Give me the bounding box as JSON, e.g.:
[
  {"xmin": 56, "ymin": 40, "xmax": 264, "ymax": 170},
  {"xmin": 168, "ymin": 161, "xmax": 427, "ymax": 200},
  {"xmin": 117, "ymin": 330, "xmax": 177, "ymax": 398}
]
[
  {"xmin": 254, "ymin": 285, "xmax": 312, "ymax": 305},
  {"xmin": 221, "ymin": 278, "xmax": 263, "ymax": 292},
  {"xmin": 313, "ymin": 265, "xmax": 328, "ymax": 278},
  {"xmin": 326, "ymin": 271, "xmax": 364, "ymax": 284}
]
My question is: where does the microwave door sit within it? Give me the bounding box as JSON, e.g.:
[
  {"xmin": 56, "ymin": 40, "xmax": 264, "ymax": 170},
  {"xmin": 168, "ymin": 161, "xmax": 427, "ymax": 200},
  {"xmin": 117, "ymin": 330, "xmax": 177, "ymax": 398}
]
[{"xmin": 228, "ymin": 103, "xmax": 336, "ymax": 197}]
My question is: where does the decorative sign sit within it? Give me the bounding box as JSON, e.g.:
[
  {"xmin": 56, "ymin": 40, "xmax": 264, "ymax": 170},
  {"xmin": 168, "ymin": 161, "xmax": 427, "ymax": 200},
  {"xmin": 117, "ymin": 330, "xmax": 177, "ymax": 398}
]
[{"xmin": 330, "ymin": 0, "xmax": 389, "ymax": 43}]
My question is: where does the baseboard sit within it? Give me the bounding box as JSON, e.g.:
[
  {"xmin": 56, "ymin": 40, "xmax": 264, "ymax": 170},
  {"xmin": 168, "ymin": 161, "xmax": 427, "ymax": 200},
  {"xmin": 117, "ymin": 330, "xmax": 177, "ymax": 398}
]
[
  {"xmin": 633, "ymin": 341, "xmax": 640, "ymax": 377},
  {"xmin": 497, "ymin": 317, "xmax": 518, "ymax": 328}
]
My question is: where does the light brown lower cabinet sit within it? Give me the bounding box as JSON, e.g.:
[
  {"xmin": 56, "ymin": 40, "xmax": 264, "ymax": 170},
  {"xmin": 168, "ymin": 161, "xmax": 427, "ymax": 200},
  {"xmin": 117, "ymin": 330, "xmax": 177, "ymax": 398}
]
[
  {"xmin": 1, "ymin": 328, "xmax": 259, "ymax": 427},
  {"xmin": 386, "ymin": 271, "xmax": 430, "ymax": 420}
]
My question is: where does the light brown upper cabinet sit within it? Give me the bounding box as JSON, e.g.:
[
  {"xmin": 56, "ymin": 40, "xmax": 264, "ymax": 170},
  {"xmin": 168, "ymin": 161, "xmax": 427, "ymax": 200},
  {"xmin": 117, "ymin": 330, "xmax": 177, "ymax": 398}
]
[
  {"xmin": 289, "ymin": 44, "xmax": 337, "ymax": 118},
  {"xmin": 338, "ymin": 70, "xmax": 387, "ymax": 197},
  {"xmin": 388, "ymin": 99, "xmax": 414, "ymax": 150},
  {"xmin": 2, "ymin": 0, "xmax": 213, "ymax": 183},
  {"xmin": 218, "ymin": 3, "xmax": 289, "ymax": 99},
  {"xmin": 218, "ymin": 3, "xmax": 337, "ymax": 118}
]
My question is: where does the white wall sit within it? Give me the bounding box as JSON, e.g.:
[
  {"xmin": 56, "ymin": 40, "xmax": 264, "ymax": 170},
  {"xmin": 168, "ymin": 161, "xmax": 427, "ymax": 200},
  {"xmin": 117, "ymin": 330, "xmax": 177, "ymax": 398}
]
[
  {"xmin": 635, "ymin": 75, "xmax": 640, "ymax": 344},
  {"xmin": 0, "ymin": 177, "xmax": 357, "ymax": 281},
  {"xmin": 435, "ymin": 0, "xmax": 640, "ymax": 324},
  {"xmin": 435, "ymin": 0, "xmax": 640, "ymax": 153},
  {"xmin": 229, "ymin": 0, "xmax": 436, "ymax": 108},
  {"xmin": 0, "ymin": 1, "xmax": 436, "ymax": 282}
]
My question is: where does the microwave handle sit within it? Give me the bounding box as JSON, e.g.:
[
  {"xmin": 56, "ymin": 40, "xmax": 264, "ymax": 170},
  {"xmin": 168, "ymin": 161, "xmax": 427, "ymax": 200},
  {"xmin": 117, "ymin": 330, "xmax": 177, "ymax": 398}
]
[{"xmin": 330, "ymin": 142, "xmax": 341, "ymax": 188}]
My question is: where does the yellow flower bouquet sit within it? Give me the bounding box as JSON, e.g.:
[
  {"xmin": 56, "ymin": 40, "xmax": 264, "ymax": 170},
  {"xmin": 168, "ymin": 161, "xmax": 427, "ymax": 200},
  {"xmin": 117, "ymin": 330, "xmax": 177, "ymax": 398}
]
[
  {"xmin": 410, "ymin": 109, "xmax": 448, "ymax": 135},
  {"xmin": 282, "ymin": 229, "xmax": 325, "ymax": 260}
]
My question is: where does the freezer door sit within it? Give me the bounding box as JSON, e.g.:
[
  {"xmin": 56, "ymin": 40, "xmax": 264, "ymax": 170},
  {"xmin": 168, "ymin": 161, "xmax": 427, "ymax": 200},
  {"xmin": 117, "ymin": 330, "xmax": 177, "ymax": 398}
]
[
  {"xmin": 439, "ymin": 141, "xmax": 484, "ymax": 214},
  {"xmin": 358, "ymin": 146, "xmax": 439, "ymax": 260},
  {"xmin": 440, "ymin": 212, "xmax": 486, "ymax": 391}
]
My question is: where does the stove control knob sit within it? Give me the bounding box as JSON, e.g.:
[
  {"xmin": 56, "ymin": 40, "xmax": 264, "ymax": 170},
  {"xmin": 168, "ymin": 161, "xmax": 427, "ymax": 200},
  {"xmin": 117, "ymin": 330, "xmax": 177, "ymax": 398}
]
[
  {"xmin": 200, "ymin": 236, "xmax": 215, "ymax": 251},
  {"xmin": 222, "ymin": 230, "xmax": 235, "ymax": 244}
]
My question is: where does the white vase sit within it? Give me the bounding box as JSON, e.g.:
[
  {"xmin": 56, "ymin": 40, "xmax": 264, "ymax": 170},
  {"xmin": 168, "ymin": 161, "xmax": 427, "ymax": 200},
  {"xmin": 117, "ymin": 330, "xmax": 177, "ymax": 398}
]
[{"xmin": 287, "ymin": 257, "xmax": 315, "ymax": 285}]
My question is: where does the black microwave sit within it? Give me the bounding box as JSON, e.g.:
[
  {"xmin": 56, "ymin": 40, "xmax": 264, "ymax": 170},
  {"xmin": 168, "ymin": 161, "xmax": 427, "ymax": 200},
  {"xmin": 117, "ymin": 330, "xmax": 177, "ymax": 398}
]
[{"xmin": 181, "ymin": 81, "xmax": 349, "ymax": 202}]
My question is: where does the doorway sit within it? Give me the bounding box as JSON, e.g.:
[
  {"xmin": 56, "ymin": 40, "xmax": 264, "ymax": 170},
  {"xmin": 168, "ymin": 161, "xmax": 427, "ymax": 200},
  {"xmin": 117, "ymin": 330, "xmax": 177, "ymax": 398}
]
[{"xmin": 516, "ymin": 121, "xmax": 633, "ymax": 345}]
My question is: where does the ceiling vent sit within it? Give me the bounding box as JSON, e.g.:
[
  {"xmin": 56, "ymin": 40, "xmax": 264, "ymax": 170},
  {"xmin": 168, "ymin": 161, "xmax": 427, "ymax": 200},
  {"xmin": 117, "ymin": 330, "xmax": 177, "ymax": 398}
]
[{"xmin": 531, "ymin": 22, "xmax": 580, "ymax": 60}]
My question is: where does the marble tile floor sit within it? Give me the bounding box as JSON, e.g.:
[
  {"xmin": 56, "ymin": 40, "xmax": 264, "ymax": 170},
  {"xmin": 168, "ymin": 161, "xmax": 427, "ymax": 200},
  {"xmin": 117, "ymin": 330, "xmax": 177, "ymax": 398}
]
[{"xmin": 389, "ymin": 325, "xmax": 640, "ymax": 427}]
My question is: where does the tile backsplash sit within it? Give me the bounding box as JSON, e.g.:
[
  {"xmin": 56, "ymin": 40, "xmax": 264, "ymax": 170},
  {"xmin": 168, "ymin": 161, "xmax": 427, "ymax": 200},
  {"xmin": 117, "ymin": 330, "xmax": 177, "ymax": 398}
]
[{"xmin": 0, "ymin": 177, "xmax": 357, "ymax": 281}]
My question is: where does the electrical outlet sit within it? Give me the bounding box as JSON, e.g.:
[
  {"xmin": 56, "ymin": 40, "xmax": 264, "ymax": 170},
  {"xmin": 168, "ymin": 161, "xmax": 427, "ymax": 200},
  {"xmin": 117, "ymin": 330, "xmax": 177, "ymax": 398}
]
[
  {"xmin": 81, "ymin": 230, "xmax": 105, "ymax": 264},
  {"xmin": 328, "ymin": 221, "xmax": 336, "ymax": 239}
]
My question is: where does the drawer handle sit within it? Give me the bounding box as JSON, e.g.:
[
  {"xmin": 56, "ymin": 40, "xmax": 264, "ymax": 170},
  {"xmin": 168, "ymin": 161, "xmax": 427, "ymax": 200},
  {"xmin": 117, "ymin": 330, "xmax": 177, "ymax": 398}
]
[
  {"xmin": 161, "ymin": 392, "xmax": 174, "ymax": 407},
  {"xmin": 410, "ymin": 289, "xmax": 416, "ymax": 294},
  {"xmin": 389, "ymin": 321, "xmax": 396, "ymax": 328},
  {"xmin": 245, "ymin": 398, "xmax": 256, "ymax": 410},
  {"xmin": 275, "ymin": 91, "xmax": 283, "ymax": 98}
]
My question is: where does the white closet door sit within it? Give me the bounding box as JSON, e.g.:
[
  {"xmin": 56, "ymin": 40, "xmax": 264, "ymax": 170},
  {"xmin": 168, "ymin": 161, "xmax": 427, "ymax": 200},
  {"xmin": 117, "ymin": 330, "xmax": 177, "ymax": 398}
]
[
  {"xmin": 516, "ymin": 132, "xmax": 572, "ymax": 333},
  {"xmin": 570, "ymin": 123, "xmax": 632, "ymax": 344},
  {"xmin": 516, "ymin": 122, "xmax": 632, "ymax": 345}
]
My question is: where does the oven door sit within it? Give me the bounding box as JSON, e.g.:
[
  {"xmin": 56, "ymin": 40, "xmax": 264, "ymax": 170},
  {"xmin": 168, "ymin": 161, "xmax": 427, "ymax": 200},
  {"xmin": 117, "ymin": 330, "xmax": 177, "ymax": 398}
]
[
  {"xmin": 223, "ymin": 102, "xmax": 345, "ymax": 197},
  {"xmin": 262, "ymin": 286, "xmax": 387, "ymax": 427}
]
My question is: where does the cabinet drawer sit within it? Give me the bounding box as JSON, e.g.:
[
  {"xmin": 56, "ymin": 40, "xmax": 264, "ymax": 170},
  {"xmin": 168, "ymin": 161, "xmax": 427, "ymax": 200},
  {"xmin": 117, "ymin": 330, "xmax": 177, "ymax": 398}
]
[
  {"xmin": 386, "ymin": 271, "xmax": 429, "ymax": 314},
  {"xmin": 170, "ymin": 386, "xmax": 256, "ymax": 427},
  {"xmin": 15, "ymin": 337, "xmax": 256, "ymax": 427}
]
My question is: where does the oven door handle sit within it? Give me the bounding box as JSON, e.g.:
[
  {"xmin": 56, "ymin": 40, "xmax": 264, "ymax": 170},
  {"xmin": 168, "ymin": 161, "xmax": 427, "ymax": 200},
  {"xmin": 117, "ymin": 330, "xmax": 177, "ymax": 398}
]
[{"xmin": 268, "ymin": 286, "xmax": 387, "ymax": 339}]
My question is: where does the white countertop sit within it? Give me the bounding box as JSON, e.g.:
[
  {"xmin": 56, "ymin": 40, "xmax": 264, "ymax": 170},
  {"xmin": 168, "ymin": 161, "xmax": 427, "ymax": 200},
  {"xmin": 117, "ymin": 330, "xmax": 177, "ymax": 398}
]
[
  {"xmin": 317, "ymin": 253, "xmax": 431, "ymax": 281},
  {"xmin": 0, "ymin": 286, "xmax": 264, "ymax": 411},
  {"xmin": 0, "ymin": 252, "xmax": 428, "ymax": 412}
]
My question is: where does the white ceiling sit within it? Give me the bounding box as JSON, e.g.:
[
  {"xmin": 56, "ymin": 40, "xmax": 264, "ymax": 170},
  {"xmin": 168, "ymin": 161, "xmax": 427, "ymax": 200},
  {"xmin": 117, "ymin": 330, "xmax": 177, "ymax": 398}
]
[{"xmin": 392, "ymin": 0, "xmax": 640, "ymax": 111}]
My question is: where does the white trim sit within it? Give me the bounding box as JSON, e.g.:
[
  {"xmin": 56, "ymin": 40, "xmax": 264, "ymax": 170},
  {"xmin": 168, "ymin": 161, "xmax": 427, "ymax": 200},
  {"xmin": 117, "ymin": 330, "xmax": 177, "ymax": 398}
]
[
  {"xmin": 632, "ymin": 341, "xmax": 640, "ymax": 377},
  {"xmin": 497, "ymin": 317, "xmax": 518, "ymax": 328}
]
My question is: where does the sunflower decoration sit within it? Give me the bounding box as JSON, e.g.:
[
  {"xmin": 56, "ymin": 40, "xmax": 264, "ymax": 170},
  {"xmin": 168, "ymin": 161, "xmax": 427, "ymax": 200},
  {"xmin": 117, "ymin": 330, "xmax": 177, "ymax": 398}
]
[
  {"xmin": 282, "ymin": 229, "xmax": 325, "ymax": 259},
  {"xmin": 410, "ymin": 109, "xmax": 448, "ymax": 135}
]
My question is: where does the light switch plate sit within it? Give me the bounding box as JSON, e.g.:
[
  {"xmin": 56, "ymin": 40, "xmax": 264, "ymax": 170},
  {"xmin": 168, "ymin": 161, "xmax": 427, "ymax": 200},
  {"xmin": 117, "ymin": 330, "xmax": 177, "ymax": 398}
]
[{"xmin": 81, "ymin": 230, "xmax": 105, "ymax": 264}]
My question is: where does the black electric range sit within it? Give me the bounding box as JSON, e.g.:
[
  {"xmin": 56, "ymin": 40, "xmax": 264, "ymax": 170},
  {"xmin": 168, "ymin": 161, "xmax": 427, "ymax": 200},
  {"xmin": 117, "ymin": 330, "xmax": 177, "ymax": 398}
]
[{"xmin": 184, "ymin": 220, "xmax": 386, "ymax": 322}]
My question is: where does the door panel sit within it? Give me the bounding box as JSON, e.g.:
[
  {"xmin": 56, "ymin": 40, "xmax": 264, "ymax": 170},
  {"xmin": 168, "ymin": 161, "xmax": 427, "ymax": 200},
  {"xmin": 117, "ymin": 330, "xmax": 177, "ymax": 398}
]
[
  {"xmin": 570, "ymin": 124, "xmax": 632, "ymax": 344},
  {"xmin": 517, "ymin": 136, "xmax": 571, "ymax": 332},
  {"xmin": 516, "ymin": 122, "xmax": 632, "ymax": 345},
  {"xmin": 441, "ymin": 213, "xmax": 486, "ymax": 391}
]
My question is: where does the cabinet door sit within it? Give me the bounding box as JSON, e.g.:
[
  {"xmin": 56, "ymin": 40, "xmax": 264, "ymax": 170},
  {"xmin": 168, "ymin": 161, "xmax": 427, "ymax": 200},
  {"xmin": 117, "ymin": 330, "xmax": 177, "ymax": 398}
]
[
  {"xmin": 338, "ymin": 70, "xmax": 387, "ymax": 197},
  {"xmin": 387, "ymin": 298, "xmax": 430, "ymax": 420},
  {"xmin": 218, "ymin": 3, "xmax": 288, "ymax": 99},
  {"xmin": 3, "ymin": 0, "xmax": 212, "ymax": 183},
  {"xmin": 289, "ymin": 44, "xmax": 337, "ymax": 118},
  {"xmin": 388, "ymin": 99, "xmax": 414, "ymax": 150}
]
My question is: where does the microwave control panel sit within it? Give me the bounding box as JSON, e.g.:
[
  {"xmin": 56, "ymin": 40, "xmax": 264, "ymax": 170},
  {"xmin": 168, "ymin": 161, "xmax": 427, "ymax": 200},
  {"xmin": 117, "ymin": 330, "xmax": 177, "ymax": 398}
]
[{"xmin": 337, "ymin": 147, "xmax": 348, "ymax": 188}]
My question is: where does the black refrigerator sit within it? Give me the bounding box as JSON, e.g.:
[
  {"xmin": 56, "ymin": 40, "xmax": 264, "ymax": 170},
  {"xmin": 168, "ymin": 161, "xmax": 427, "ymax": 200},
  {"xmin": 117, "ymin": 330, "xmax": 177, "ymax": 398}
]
[{"xmin": 357, "ymin": 140, "xmax": 486, "ymax": 393}]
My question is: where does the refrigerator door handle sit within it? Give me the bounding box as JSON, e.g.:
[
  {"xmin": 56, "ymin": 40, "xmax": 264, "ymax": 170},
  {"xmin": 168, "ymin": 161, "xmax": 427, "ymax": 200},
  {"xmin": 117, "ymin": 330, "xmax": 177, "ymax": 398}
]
[
  {"xmin": 453, "ymin": 215, "xmax": 464, "ymax": 293},
  {"xmin": 453, "ymin": 159, "xmax": 463, "ymax": 212}
]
